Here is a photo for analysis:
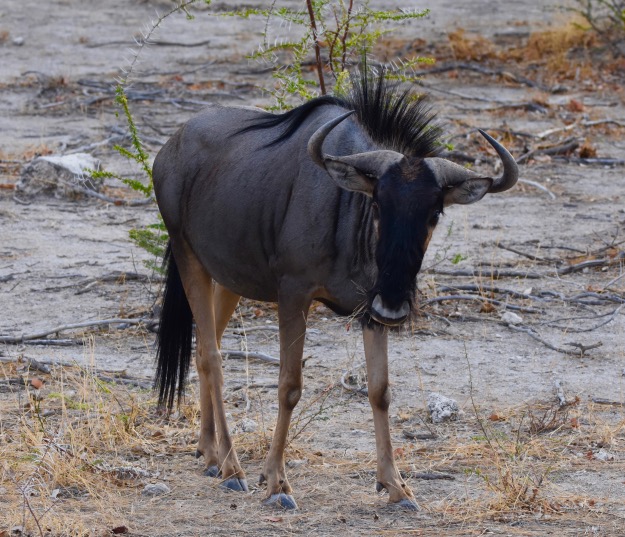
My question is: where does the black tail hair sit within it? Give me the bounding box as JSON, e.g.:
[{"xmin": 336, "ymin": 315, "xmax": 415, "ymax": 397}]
[{"xmin": 155, "ymin": 242, "xmax": 193, "ymax": 409}]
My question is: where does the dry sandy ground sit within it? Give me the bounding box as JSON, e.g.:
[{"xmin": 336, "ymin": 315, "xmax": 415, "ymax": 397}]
[{"xmin": 1, "ymin": 0, "xmax": 625, "ymax": 535}]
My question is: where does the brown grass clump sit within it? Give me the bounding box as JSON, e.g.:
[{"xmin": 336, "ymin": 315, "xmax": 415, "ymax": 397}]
[
  {"xmin": 1, "ymin": 340, "xmax": 623, "ymax": 536},
  {"xmin": 507, "ymin": 22, "xmax": 597, "ymax": 81},
  {"xmin": 447, "ymin": 29, "xmax": 499, "ymax": 62}
]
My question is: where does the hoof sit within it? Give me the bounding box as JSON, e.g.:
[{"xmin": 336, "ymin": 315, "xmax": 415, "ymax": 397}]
[
  {"xmin": 203, "ymin": 465, "xmax": 220, "ymax": 478},
  {"xmin": 263, "ymin": 493, "xmax": 298, "ymax": 510},
  {"xmin": 395, "ymin": 498, "xmax": 419, "ymax": 511},
  {"xmin": 220, "ymin": 477, "xmax": 249, "ymax": 493}
]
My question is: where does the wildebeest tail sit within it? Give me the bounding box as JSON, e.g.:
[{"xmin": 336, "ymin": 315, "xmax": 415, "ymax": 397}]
[{"xmin": 155, "ymin": 242, "xmax": 193, "ymax": 409}]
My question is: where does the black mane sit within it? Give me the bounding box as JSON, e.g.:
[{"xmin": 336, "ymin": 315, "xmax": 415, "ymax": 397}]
[{"xmin": 235, "ymin": 71, "xmax": 442, "ymax": 158}]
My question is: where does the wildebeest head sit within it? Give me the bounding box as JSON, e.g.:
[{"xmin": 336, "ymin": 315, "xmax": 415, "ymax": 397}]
[{"xmin": 308, "ymin": 112, "xmax": 518, "ymax": 326}]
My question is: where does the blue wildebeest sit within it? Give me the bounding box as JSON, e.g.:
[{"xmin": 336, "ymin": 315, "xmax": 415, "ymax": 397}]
[{"xmin": 152, "ymin": 72, "xmax": 518, "ymax": 510}]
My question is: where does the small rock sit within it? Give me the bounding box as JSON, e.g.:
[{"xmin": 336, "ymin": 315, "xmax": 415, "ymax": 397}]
[
  {"xmin": 141, "ymin": 483, "xmax": 170, "ymax": 496},
  {"xmin": 501, "ymin": 311, "xmax": 523, "ymax": 325},
  {"xmin": 594, "ymin": 449, "xmax": 615, "ymax": 462},
  {"xmin": 115, "ymin": 466, "xmax": 151, "ymax": 480},
  {"xmin": 16, "ymin": 153, "xmax": 101, "ymax": 200},
  {"xmin": 427, "ymin": 393, "xmax": 459, "ymax": 424},
  {"xmin": 234, "ymin": 418, "xmax": 258, "ymax": 433},
  {"xmin": 287, "ymin": 459, "xmax": 308, "ymax": 468},
  {"xmin": 50, "ymin": 486, "xmax": 87, "ymax": 499},
  {"xmin": 12, "ymin": 36, "xmax": 24, "ymax": 46}
]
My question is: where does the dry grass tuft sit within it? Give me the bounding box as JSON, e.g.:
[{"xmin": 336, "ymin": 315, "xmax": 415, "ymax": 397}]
[
  {"xmin": 1, "ymin": 339, "xmax": 623, "ymax": 535},
  {"xmin": 447, "ymin": 29, "xmax": 499, "ymax": 62}
]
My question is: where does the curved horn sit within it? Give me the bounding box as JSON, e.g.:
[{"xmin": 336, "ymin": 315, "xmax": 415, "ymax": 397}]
[
  {"xmin": 425, "ymin": 130, "xmax": 518, "ymax": 194},
  {"xmin": 308, "ymin": 111, "xmax": 355, "ymax": 169},
  {"xmin": 477, "ymin": 129, "xmax": 519, "ymax": 193}
]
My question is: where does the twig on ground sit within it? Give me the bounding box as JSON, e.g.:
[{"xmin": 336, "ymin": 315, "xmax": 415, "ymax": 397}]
[
  {"xmin": 417, "ymin": 61, "xmax": 547, "ymax": 90},
  {"xmin": 537, "ymin": 119, "xmax": 625, "ymax": 139},
  {"xmin": 553, "ymin": 157, "xmax": 625, "ymax": 166},
  {"xmin": 231, "ymin": 326, "xmax": 280, "ymax": 335},
  {"xmin": 591, "ymin": 398, "xmax": 625, "ymax": 407},
  {"xmin": 222, "ymin": 350, "xmax": 280, "ymax": 365},
  {"xmin": 519, "ymin": 178, "xmax": 557, "ymax": 199},
  {"xmin": 424, "ymin": 294, "xmax": 542, "ymax": 313},
  {"xmin": 602, "ymin": 271, "xmax": 625, "ymax": 291},
  {"xmin": 436, "ymin": 284, "xmax": 543, "ymax": 301},
  {"xmin": 429, "ymin": 268, "xmax": 542, "ymax": 279},
  {"xmin": 557, "ymin": 258, "xmax": 610, "ymax": 275},
  {"xmin": 63, "ymin": 182, "xmax": 154, "ymax": 206},
  {"xmin": 0, "ymin": 318, "xmax": 147, "ymax": 344},
  {"xmin": 496, "ymin": 243, "xmax": 551, "ymax": 262},
  {"xmin": 547, "ymin": 305, "xmax": 623, "ymax": 333},
  {"xmin": 508, "ymin": 325, "xmax": 602, "ymax": 356},
  {"xmin": 409, "ymin": 472, "xmax": 455, "ymax": 481},
  {"xmin": 516, "ymin": 138, "xmax": 579, "ymax": 164},
  {"xmin": 564, "ymin": 341, "xmax": 603, "ymax": 354}
]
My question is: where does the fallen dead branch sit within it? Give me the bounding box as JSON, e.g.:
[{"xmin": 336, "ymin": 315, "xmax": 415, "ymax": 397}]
[
  {"xmin": 518, "ymin": 179, "xmax": 557, "ymax": 200},
  {"xmin": 437, "ymin": 284, "xmax": 543, "ymax": 301},
  {"xmin": 537, "ymin": 119, "xmax": 625, "ymax": 140},
  {"xmin": 429, "ymin": 268, "xmax": 542, "ymax": 279},
  {"xmin": 496, "ymin": 243, "xmax": 552, "ymax": 262},
  {"xmin": 553, "ymin": 157, "xmax": 625, "ymax": 166},
  {"xmin": 0, "ymin": 318, "xmax": 147, "ymax": 344},
  {"xmin": 222, "ymin": 350, "xmax": 280, "ymax": 365},
  {"xmin": 558, "ymin": 258, "xmax": 618, "ymax": 275},
  {"xmin": 86, "ymin": 38, "xmax": 212, "ymax": 48},
  {"xmin": 44, "ymin": 271, "xmax": 159, "ymax": 293},
  {"xmin": 546, "ymin": 305, "xmax": 623, "ymax": 333},
  {"xmin": 508, "ymin": 325, "xmax": 602, "ymax": 356},
  {"xmin": 591, "ymin": 398, "xmax": 625, "ymax": 407},
  {"xmin": 409, "ymin": 472, "xmax": 455, "ymax": 481},
  {"xmin": 418, "ymin": 61, "xmax": 547, "ymax": 90},
  {"xmin": 62, "ymin": 181, "xmax": 154, "ymax": 206},
  {"xmin": 516, "ymin": 137, "xmax": 579, "ymax": 164},
  {"xmin": 424, "ymin": 294, "xmax": 542, "ymax": 313}
]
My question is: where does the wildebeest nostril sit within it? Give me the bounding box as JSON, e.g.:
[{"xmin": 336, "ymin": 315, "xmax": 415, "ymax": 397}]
[{"xmin": 370, "ymin": 295, "xmax": 410, "ymax": 325}]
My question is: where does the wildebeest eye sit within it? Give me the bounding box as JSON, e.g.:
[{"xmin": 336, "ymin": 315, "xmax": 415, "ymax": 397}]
[{"xmin": 430, "ymin": 210, "xmax": 442, "ymax": 226}]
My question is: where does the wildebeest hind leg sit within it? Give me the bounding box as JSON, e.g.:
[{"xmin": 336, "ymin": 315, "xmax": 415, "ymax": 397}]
[
  {"xmin": 198, "ymin": 284, "xmax": 241, "ymax": 479},
  {"xmin": 171, "ymin": 240, "xmax": 247, "ymax": 492},
  {"xmin": 363, "ymin": 324, "xmax": 418, "ymax": 510},
  {"xmin": 261, "ymin": 291, "xmax": 311, "ymax": 509}
]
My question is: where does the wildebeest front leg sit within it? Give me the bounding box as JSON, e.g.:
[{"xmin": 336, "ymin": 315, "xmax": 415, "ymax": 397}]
[
  {"xmin": 172, "ymin": 240, "xmax": 247, "ymax": 492},
  {"xmin": 363, "ymin": 324, "xmax": 418, "ymax": 510},
  {"xmin": 261, "ymin": 292, "xmax": 311, "ymax": 509}
]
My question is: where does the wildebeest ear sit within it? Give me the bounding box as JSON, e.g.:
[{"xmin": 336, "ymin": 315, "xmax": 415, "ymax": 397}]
[
  {"xmin": 322, "ymin": 151, "xmax": 406, "ymax": 197},
  {"xmin": 443, "ymin": 177, "xmax": 492, "ymax": 206},
  {"xmin": 323, "ymin": 160, "xmax": 377, "ymax": 196}
]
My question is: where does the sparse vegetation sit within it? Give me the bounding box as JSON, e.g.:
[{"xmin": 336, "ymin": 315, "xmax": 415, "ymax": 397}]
[
  {"xmin": 2, "ymin": 345, "xmax": 621, "ymax": 534},
  {"xmin": 568, "ymin": 0, "xmax": 625, "ymax": 57},
  {"xmin": 106, "ymin": 0, "xmax": 434, "ymax": 267},
  {"xmin": 3, "ymin": 1, "xmax": 625, "ymax": 535}
]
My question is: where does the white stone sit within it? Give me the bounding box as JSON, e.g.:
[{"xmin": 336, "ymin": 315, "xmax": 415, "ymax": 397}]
[
  {"xmin": 17, "ymin": 153, "xmax": 102, "ymax": 199},
  {"xmin": 39, "ymin": 153, "xmax": 100, "ymax": 176},
  {"xmin": 501, "ymin": 311, "xmax": 523, "ymax": 325},
  {"xmin": 141, "ymin": 483, "xmax": 171, "ymax": 496},
  {"xmin": 594, "ymin": 449, "xmax": 615, "ymax": 462},
  {"xmin": 427, "ymin": 392, "xmax": 459, "ymax": 423},
  {"xmin": 287, "ymin": 459, "xmax": 308, "ymax": 468}
]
